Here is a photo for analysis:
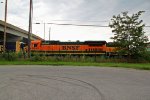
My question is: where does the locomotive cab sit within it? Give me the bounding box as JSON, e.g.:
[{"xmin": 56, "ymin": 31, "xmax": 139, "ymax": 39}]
[{"xmin": 31, "ymin": 40, "xmax": 41, "ymax": 50}]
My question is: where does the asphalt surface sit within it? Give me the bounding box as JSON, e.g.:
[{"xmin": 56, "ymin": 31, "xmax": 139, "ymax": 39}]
[{"xmin": 0, "ymin": 65, "xmax": 150, "ymax": 100}]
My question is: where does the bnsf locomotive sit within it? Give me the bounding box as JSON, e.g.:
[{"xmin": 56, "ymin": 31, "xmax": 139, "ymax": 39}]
[
  {"xmin": 30, "ymin": 40, "xmax": 116, "ymax": 56},
  {"xmin": 0, "ymin": 40, "xmax": 117, "ymax": 56},
  {"xmin": 1, "ymin": 40, "xmax": 150, "ymax": 56}
]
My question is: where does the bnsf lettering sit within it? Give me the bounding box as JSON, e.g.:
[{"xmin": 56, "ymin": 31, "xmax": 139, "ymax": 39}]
[{"xmin": 62, "ymin": 46, "xmax": 80, "ymax": 50}]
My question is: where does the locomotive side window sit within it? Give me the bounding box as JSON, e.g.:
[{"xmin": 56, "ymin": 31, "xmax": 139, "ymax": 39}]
[{"xmin": 33, "ymin": 44, "xmax": 38, "ymax": 48}]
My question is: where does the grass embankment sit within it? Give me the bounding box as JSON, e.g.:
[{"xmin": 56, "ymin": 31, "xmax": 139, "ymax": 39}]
[
  {"xmin": 1, "ymin": 52, "xmax": 150, "ymax": 70},
  {"xmin": 0, "ymin": 61, "xmax": 150, "ymax": 70}
]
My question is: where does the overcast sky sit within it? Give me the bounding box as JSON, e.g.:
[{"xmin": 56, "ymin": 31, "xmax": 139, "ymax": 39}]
[{"xmin": 0, "ymin": 0, "xmax": 150, "ymax": 42}]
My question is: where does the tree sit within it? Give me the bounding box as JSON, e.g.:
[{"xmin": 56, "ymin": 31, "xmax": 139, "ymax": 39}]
[{"xmin": 109, "ymin": 11, "xmax": 149, "ymax": 58}]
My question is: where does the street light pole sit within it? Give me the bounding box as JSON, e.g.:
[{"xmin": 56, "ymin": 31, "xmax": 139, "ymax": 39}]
[
  {"xmin": 35, "ymin": 22, "xmax": 46, "ymax": 41},
  {"xmin": 3, "ymin": 0, "xmax": 8, "ymax": 53}
]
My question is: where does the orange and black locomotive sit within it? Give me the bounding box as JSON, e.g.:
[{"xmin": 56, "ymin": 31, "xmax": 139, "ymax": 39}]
[{"xmin": 30, "ymin": 40, "xmax": 116, "ymax": 56}]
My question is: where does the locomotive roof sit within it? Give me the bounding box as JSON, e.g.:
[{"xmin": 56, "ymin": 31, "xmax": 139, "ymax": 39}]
[{"xmin": 41, "ymin": 40, "xmax": 106, "ymax": 45}]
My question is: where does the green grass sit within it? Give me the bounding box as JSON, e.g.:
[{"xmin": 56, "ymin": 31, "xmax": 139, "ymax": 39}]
[{"xmin": 0, "ymin": 61, "xmax": 150, "ymax": 70}]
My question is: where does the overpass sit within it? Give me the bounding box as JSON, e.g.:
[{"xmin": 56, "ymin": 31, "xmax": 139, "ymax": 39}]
[{"xmin": 0, "ymin": 20, "xmax": 43, "ymax": 43}]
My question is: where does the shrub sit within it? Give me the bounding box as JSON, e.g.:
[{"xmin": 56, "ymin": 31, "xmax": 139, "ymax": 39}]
[
  {"xmin": 138, "ymin": 52, "xmax": 150, "ymax": 62},
  {"xmin": 0, "ymin": 53, "xmax": 5, "ymax": 60},
  {"xmin": 1, "ymin": 52, "xmax": 18, "ymax": 61},
  {"xmin": 30, "ymin": 53, "xmax": 43, "ymax": 61}
]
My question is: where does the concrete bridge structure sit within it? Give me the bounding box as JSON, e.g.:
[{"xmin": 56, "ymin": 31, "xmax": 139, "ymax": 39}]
[{"xmin": 0, "ymin": 20, "xmax": 43, "ymax": 43}]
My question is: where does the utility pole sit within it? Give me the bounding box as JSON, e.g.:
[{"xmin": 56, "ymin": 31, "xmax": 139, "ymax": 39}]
[
  {"xmin": 49, "ymin": 27, "xmax": 51, "ymax": 41},
  {"xmin": 44, "ymin": 22, "xmax": 45, "ymax": 41},
  {"xmin": 3, "ymin": 0, "xmax": 8, "ymax": 53},
  {"xmin": 28, "ymin": 0, "xmax": 32, "ymax": 58}
]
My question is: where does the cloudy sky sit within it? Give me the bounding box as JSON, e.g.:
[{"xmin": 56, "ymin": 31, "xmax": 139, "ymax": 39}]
[{"xmin": 0, "ymin": 0, "xmax": 150, "ymax": 42}]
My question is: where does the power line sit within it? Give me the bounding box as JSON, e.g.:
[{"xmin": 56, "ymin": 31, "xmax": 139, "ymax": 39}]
[
  {"xmin": 46, "ymin": 23, "xmax": 109, "ymax": 27},
  {"xmin": 50, "ymin": 20, "xmax": 109, "ymax": 23},
  {"xmin": 37, "ymin": 22, "xmax": 150, "ymax": 28}
]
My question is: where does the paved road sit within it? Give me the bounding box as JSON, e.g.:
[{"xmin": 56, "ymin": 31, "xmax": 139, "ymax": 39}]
[{"xmin": 0, "ymin": 65, "xmax": 150, "ymax": 100}]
